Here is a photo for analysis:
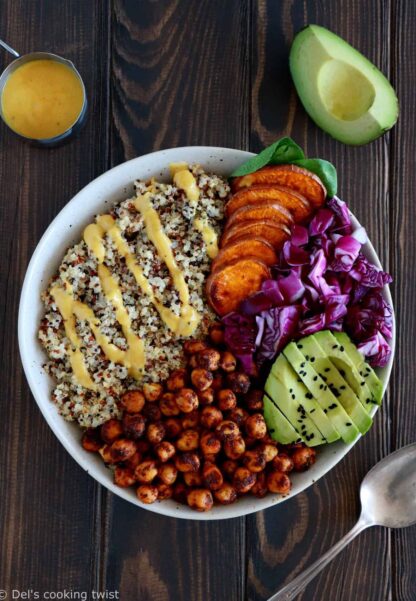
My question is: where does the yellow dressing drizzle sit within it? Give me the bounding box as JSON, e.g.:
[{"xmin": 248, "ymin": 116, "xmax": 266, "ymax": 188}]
[
  {"xmin": 172, "ymin": 167, "xmax": 200, "ymax": 205},
  {"xmin": 194, "ymin": 217, "xmax": 219, "ymax": 259}
]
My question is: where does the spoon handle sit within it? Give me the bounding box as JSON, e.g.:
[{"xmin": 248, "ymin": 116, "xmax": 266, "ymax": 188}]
[
  {"xmin": 0, "ymin": 39, "xmax": 20, "ymax": 58},
  {"xmin": 267, "ymin": 518, "xmax": 370, "ymax": 601}
]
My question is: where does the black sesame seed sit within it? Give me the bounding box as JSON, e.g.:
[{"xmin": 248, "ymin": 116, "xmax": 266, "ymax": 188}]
[
  {"xmin": 310, "ymin": 357, "xmax": 315, "ymax": 363},
  {"xmin": 301, "ymin": 362, "xmax": 305, "ymax": 368},
  {"xmin": 289, "ymin": 388, "xmax": 293, "ymax": 393},
  {"xmin": 360, "ymin": 381, "xmax": 365, "ymax": 386},
  {"xmin": 340, "ymin": 346, "xmax": 345, "ymax": 352},
  {"xmin": 332, "ymin": 344, "xmax": 337, "ymax": 349},
  {"xmin": 324, "ymin": 368, "xmax": 330, "ymax": 372},
  {"xmin": 291, "ymin": 394, "xmax": 296, "ymax": 400},
  {"xmin": 340, "ymin": 369, "xmax": 346, "ymax": 377},
  {"xmin": 305, "ymin": 355, "xmax": 310, "ymax": 361},
  {"xmin": 305, "ymin": 392, "xmax": 313, "ymax": 399},
  {"xmin": 346, "ymin": 422, "xmax": 352, "ymax": 426},
  {"xmin": 313, "ymin": 376, "xmax": 318, "ymax": 381},
  {"xmin": 310, "ymin": 408, "xmax": 316, "ymax": 413},
  {"xmin": 329, "ymin": 403, "xmax": 337, "ymax": 410},
  {"xmin": 269, "ymin": 428, "xmax": 275, "ymax": 433},
  {"xmin": 298, "ymin": 344, "xmax": 303, "ymax": 349},
  {"xmin": 324, "ymin": 409, "xmax": 328, "ymax": 413},
  {"xmin": 319, "ymin": 384, "xmax": 324, "ymax": 390},
  {"xmin": 309, "ymin": 434, "xmax": 315, "ymax": 440},
  {"xmin": 340, "ymin": 385, "xmax": 346, "ymax": 390}
]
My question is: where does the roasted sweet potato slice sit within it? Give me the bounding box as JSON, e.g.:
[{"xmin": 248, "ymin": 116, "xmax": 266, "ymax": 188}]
[
  {"xmin": 211, "ymin": 237, "xmax": 278, "ymax": 273},
  {"xmin": 206, "ymin": 258, "xmax": 270, "ymax": 316},
  {"xmin": 225, "ymin": 185, "xmax": 312, "ymax": 223},
  {"xmin": 221, "ymin": 220, "xmax": 291, "ymax": 251},
  {"xmin": 226, "ymin": 201, "xmax": 293, "ymax": 230},
  {"xmin": 231, "ymin": 165, "xmax": 326, "ymax": 208}
]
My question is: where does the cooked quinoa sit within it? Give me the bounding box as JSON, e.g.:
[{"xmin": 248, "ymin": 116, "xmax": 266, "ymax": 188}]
[{"xmin": 39, "ymin": 165, "xmax": 229, "ymax": 427}]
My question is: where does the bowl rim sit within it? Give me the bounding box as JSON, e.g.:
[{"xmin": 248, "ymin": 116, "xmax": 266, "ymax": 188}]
[{"xmin": 18, "ymin": 146, "xmax": 396, "ymax": 520}]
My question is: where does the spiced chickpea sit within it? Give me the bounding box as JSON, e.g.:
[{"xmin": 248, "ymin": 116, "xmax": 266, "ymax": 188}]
[
  {"xmin": 188, "ymin": 355, "xmax": 198, "ymax": 369},
  {"xmin": 259, "ymin": 443, "xmax": 278, "ymax": 463},
  {"xmin": 172, "ymin": 482, "xmax": 189, "ymax": 504},
  {"xmin": 211, "ymin": 373, "xmax": 224, "ymax": 392},
  {"xmin": 183, "ymin": 471, "xmax": 203, "ymax": 487},
  {"xmin": 216, "ymin": 420, "xmax": 240, "ymax": 441},
  {"xmin": 110, "ymin": 439, "xmax": 137, "ymax": 463},
  {"xmin": 101, "ymin": 419, "xmax": 123, "ymax": 444},
  {"xmin": 291, "ymin": 447, "xmax": 316, "ymax": 471},
  {"xmin": 158, "ymin": 462, "xmax": 178, "ymax": 485},
  {"xmin": 122, "ymin": 413, "xmax": 146, "ymax": 440},
  {"xmin": 245, "ymin": 414, "xmax": 267, "ymax": 440},
  {"xmin": 136, "ymin": 484, "xmax": 158, "ymax": 504},
  {"xmin": 242, "ymin": 449, "xmax": 267, "ymax": 473},
  {"xmin": 187, "ymin": 489, "xmax": 214, "ymax": 512},
  {"xmin": 219, "ymin": 351, "xmax": 237, "ymax": 373},
  {"xmin": 114, "ymin": 466, "xmax": 136, "ymax": 488},
  {"xmin": 99, "ymin": 444, "xmax": 114, "ymax": 464},
  {"xmin": 181, "ymin": 410, "xmax": 200, "ymax": 429},
  {"xmin": 154, "ymin": 441, "xmax": 176, "ymax": 463},
  {"xmin": 157, "ymin": 483, "xmax": 173, "ymax": 500},
  {"xmin": 166, "ymin": 368, "xmax": 187, "ymax": 391},
  {"xmin": 159, "ymin": 393, "xmax": 180, "ymax": 416},
  {"xmin": 244, "ymin": 389, "xmax": 264, "ymax": 411},
  {"xmin": 142, "ymin": 403, "xmax": 162, "ymax": 421},
  {"xmin": 202, "ymin": 462, "xmax": 224, "ymax": 491},
  {"xmin": 200, "ymin": 431, "xmax": 221, "ymax": 456},
  {"xmin": 223, "ymin": 435, "xmax": 246, "ymax": 460},
  {"xmin": 119, "ymin": 390, "xmax": 145, "ymax": 413},
  {"xmin": 174, "ymin": 452, "xmax": 200, "ymax": 473},
  {"xmin": 217, "ymin": 389, "xmax": 237, "ymax": 411},
  {"xmin": 164, "ymin": 418, "xmax": 182, "ymax": 439},
  {"xmin": 124, "ymin": 450, "xmax": 142, "ymax": 470},
  {"xmin": 227, "ymin": 372, "xmax": 251, "ymax": 394},
  {"xmin": 197, "ymin": 388, "xmax": 215, "ymax": 406},
  {"xmin": 176, "ymin": 429, "xmax": 200, "ymax": 452},
  {"xmin": 200, "ymin": 406, "xmax": 223, "ymax": 430},
  {"xmin": 81, "ymin": 429, "xmax": 101, "ymax": 452},
  {"xmin": 267, "ymin": 470, "xmax": 291, "ymax": 494},
  {"xmin": 222, "ymin": 459, "xmax": 238, "ymax": 478},
  {"xmin": 184, "ymin": 339, "xmax": 208, "ymax": 354},
  {"xmin": 209, "ymin": 322, "xmax": 224, "ymax": 345},
  {"xmin": 233, "ymin": 467, "xmax": 257, "ymax": 494},
  {"xmin": 146, "ymin": 422, "xmax": 166, "ymax": 445},
  {"xmin": 196, "ymin": 348, "xmax": 221, "ymax": 371},
  {"xmin": 272, "ymin": 453, "xmax": 294, "ymax": 473},
  {"xmin": 175, "ymin": 388, "xmax": 199, "ymax": 413},
  {"xmin": 134, "ymin": 459, "xmax": 158, "ymax": 483},
  {"xmin": 251, "ymin": 472, "xmax": 268, "ymax": 498},
  {"xmin": 214, "ymin": 483, "xmax": 237, "ymax": 505},
  {"xmin": 142, "ymin": 382, "xmax": 163, "ymax": 402},
  {"xmin": 191, "ymin": 368, "xmax": 213, "ymax": 391}
]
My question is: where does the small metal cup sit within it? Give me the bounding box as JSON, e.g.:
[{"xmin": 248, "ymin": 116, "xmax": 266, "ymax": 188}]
[{"xmin": 0, "ymin": 51, "xmax": 87, "ymax": 147}]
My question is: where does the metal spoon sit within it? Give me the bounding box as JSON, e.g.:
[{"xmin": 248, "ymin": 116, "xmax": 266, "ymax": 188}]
[
  {"xmin": 0, "ymin": 39, "xmax": 19, "ymax": 58},
  {"xmin": 269, "ymin": 442, "xmax": 416, "ymax": 601}
]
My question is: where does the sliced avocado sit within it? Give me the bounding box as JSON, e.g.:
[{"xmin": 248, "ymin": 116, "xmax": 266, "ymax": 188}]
[
  {"xmin": 284, "ymin": 342, "xmax": 359, "ymax": 444},
  {"xmin": 289, "ymin": 25, "xmax": 398, "ymax": 145},
  {"xmin": 265, "ymin": 373, "xmax": 322, "ymax": 447},
  {"xmin": 263, "ymin": 395, "xmax": 303, "ymax": 445},
  {"xmin": 270, "ymin": 354, "xmax": 330, "ymax": 444},
  {"xmin": 298, "ymin": 335, "xmax": 373, "ymax": 434},
  {"xmin": 313, "ymin": 330, "xmax": 382, "ymax": 408},
  {"xmin": 333, "ymin": 331, "xmax": 383, "ymax": 404}
]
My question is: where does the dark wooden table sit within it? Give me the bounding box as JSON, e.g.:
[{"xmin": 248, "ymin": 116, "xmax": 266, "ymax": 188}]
[{"xmin": 1, "ymin": 1, "xmax": 415, "ymax": 600}]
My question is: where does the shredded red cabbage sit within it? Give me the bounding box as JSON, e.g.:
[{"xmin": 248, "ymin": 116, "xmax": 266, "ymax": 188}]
[{"xmin": 222, "ymin": 197, "xmax": 393, "ymax": 370}]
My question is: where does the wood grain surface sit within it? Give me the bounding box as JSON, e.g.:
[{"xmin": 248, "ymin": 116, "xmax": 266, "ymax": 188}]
[{"xmin": 0, "ymin": 1, "xmax": 414, "ymax": 600}]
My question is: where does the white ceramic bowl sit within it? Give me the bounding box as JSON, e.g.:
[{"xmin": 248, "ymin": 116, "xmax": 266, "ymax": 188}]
[{"xmin": 18, "ymin": 146, "xmax": 395, "ymax": 520}]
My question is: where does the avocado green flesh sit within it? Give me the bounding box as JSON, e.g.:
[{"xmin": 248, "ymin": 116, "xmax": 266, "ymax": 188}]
[
  {"xmin": 265, "ymin": 374, "xmax": 323, "ymax": 447},
  {"xmin": 263, "ymin": 395, "xmax": 303, "ymax": 445},
  {"xmin": 283, "ymin": 343, "xmax": 359, "ymax": 444},
  {"xmin": 290, "ymin": 25, "xmax": 398, "ymax": 145},
  {"xmin": 298, "ymin": 336, "xmax": 373, "ymax": 434}
]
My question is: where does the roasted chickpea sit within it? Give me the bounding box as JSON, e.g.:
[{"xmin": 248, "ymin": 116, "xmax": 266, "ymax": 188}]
[
  {"xmin": 166, "ymin": 368, "xmax": 188, "ymax": 391},
  {"xmin": 188, "ymin": 355, "xmax": 198, "ymax": 369},
  {"xmin": 114, "ymin": 466, "xmax": 136, "ymax": 488},
  {"xmin": 124, "ymin": 450, "xmax": 142, "ymax": 470},
  {"xmin": 209, "ymin": 322, "xmax": 224, "ymax": 345},
  {"xmin": 211, "ymin": 373, "xmax": 224, "ymax": 392},
  {"xmin": 242, "ymin": 449, "xmax": 266, "ymax": 473},
  {"xmin": 200, "ymin": 431, "xmax": 221, "ymax": 456},
  {"xmin": 200, "ymin": 406, "xmax": 223, "ymax": 430},
  {"xmin": 176, "ymin": 429, "xmax": 200, "ymax": 452},
  {"xmin": 184, "ymin": 340, "xmax": 208, "ymax": 354},
  {"xmin": 110, "ymin": 439, "xmax": 137, "ymax": 463},
  {"xmin": 187, "ymin": 488, "xmax": 214, "ymax": 512},
  {"xmin": 119, "ymin": 390, "xmax": 145, "ymax": 413},
  {"xmin": 222, "ymin": 459, "xmax": 238, "ymax": 478},
  {"xmin": 183, "ymin": 471, "xmax": 203, "ymax": 487},
  {"xmin": 202, "ymin": 462, "xmax": 224, "ymax": 491},
  {"xmin": 267, "ymin": 470, "xmax": 291, "ymax": 494},
  {"xmin": 223, "ymin": 435, "xmax": 246, "ymax": 460},
  {"xmin": 159, "ymin": 393, "xmax": 180, "ymax": 416},
  {"xmin": 251, "ymin": 472, "xmax": 268, "ymax": 498},
  {"xmin": 227, "ymin": 372, "xmax": 251, "ymax": 395},
  {"xmin": 226, "ymin": 407, "xmax": 248, "ymax": 428},
  {"xmin": 259, "ymin": 443, "xmax": 278, "ymax": 463},
  {"xmin": 142, "ymin": 382, "xmax": 163, "ymax": 402},
  {"xmin": 157, "ymin": 483, "xmax": 173, "ymax": 500},
  {"xmin": 219, "ymin": 351, "xmax": 237, "ymax": 373},
  {"xmin": 158, "ymin": 462, "xmax": 178, "ymax": 485},
  {"xmin": 164, "ymin": 418, "xmax": 183, "ymax": 439},
  {"xmin": 216, "ymin": 420, "xmax": 240, "ymax": 441},
  {"xmin": 197, "ymin": 387, "xmax": 215, "ymax": 406},
  {"xmin": 137, "ymin": 484, "xmax": 158, "ymax": 504},
  {"xmin": 291, "ymin": 447, "xmax": 316, "ymax": 471},
  {"xmin": 154, "ymin": 441, "xmax": 176, "ymax": 463},
  {"xmin": 142, "ymin": 403, "xmax": 162, "ymax": 421},
  {"xmin": 175, "ymin": 388, "xmax": 199, "ymax": 413},
  {"xmin": 191, "ymin": 368, "xmax": 213, "ymax": 391},
  {"xmin": 244, "ymin": 389, "xmax": 264, "ymax": 411},
  {"xmin": 122, "ymin": 413, "xmax": 146, "ymax": 440},
  {"xmin": 233, "ymin": 467, "xmax": 257, "ymax": 494},
  {"xmin": 181, "ymin": 410, "xmax": 200, "ymax": 429},
  {"xmin": 99, "ymin": 444, "xmax": 113, "ymax": 464},
  {"xmin": 217, "ymin": 389, "xmax": 237, "ymax": 411},
  {"xmin": 81, "ymin": 429, "xmax": 101, "ymax": 452},
  {"xmin": 196, "ymin": 348, "xmax": 221, "ymax": 371},
  {"xmin": 136, "ymin": 440, "xmax": 151, "ymax": 455},
  {"xmin": 101, "ymin": 419, "xmax": 123, "ymax": 444},
  {"xmin": 174, "ymin": 452, "xmax": 200, "ymax": 473},
  {"xmin": 214, "ymin": 483, "xmax": 237, "ymax": 505},
  {"xmin": 272, "ymin": 453, "xmax": 294, "ymax": 473},
  {"xmin": 245, "ymin": 414, "xmax": 267, "ymax": 440},
  {"xmin": 146, "ymin": 422, "xmax": 166, "ymax": 445},
  {"xmin": 172, "ymin": 482, "xmax": 189, "ymax": 504},
  {"xmin": 134, "ymin": 459, "xmax": 158, "ymax": 483}
]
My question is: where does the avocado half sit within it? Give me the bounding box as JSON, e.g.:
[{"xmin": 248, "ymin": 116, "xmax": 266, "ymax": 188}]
[{"xmin": 289, "ymin": 25, "xmax": 399, "ymax": 145}]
